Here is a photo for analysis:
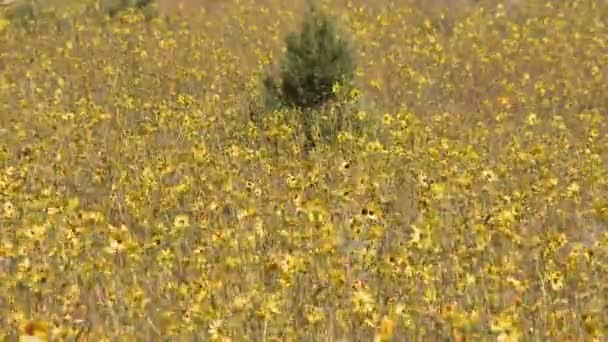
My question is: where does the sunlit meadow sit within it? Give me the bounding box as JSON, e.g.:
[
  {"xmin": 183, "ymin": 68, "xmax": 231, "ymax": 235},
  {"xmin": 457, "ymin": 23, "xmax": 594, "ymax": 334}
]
[{"xmin": 1, "ymin": 0, "xmax": 608, "ymax": 340}]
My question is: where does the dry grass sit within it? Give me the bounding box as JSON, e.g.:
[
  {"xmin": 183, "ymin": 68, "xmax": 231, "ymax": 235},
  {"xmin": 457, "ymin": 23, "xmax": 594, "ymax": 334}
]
[{"xmin": 1, "ymin": 0, "xmax": 608, "ymax": 340}]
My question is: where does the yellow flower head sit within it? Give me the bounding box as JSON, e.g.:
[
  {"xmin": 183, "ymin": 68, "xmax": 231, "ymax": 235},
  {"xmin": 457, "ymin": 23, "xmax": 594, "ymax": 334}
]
[
  {"xmin": 20, "ymin": 320, "xmax": 48, "ymax": 341},
  {"xmin": 173, "ymin": 214, "xmax": 190, "ymax": 228}
]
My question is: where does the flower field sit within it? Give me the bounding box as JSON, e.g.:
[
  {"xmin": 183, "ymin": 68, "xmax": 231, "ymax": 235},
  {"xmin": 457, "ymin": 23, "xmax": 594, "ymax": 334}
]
[{"xmin": 1, "ymin": 0, "xmax": 608, "ymax": 340}]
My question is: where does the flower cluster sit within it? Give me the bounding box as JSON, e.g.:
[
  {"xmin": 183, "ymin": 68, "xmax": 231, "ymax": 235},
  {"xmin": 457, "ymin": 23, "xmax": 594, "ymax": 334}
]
[{"xmin": 1, "ymin": 0, "xmax": 607, "ymax": 340}]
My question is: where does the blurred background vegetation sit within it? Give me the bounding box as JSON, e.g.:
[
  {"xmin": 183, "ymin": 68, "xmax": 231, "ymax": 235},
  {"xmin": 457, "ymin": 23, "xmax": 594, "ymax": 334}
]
[{"xmin": 1, "ymin": 0, "xmax": 608, "ymax": 340}]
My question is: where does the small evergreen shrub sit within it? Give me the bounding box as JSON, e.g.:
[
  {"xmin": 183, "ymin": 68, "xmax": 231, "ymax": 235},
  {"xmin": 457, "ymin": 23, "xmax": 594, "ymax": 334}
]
[
  {"xmin": 261, "ymin": 1, "xmax": 357, "ymax": 152},
  {"xmin": 100, "ymin": 0, "xmax": 158, "ymax": 20},
  {"xmin": 1, "ymin": 1, "xmax": 69, "ymax": 32},
  {"xmin": 2, "ymin": 0, "xmax": 38, "ymax": 27}
]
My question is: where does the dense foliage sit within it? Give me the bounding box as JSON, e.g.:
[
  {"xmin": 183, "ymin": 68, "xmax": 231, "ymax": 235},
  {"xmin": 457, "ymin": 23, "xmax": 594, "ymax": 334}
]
[{"xmin": 1, "ymin": 0, "xmax": 608, "ymax": 340}]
